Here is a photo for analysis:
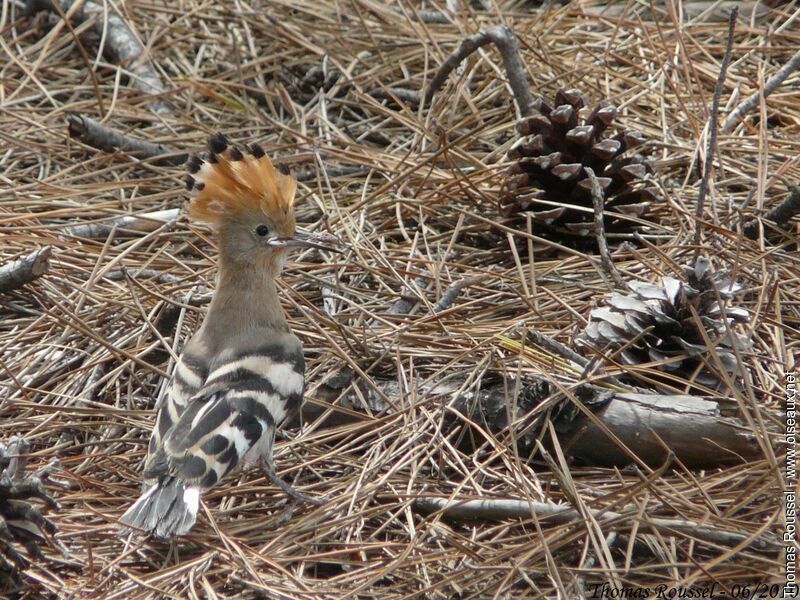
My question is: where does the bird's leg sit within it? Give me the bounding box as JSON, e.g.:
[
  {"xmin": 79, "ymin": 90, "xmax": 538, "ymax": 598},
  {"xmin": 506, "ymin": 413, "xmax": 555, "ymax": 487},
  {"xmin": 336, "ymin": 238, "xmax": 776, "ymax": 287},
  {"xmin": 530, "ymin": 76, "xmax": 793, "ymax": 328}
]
[
  {"xmin": 260, "ymin": 428, "xmax": 324, "ymax": 505},
  {"xmin": 261, "ymin": 459, "xmax": 325, "ymax": 506}
]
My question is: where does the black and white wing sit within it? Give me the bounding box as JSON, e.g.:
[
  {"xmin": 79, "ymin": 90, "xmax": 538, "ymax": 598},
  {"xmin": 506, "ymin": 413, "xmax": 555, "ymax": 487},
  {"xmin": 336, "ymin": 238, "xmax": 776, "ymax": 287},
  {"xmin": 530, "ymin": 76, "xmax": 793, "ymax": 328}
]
[
  {"xmin": 145, "ymin": 344, "xmax": 305, "ymax": 489},
  {"xmin": 122, "ymin": 342, "xmax": 304, "ymax": 538},
  {"xmin": 144, "ymin": 352, "xmax": 208, "ymax": 479}
]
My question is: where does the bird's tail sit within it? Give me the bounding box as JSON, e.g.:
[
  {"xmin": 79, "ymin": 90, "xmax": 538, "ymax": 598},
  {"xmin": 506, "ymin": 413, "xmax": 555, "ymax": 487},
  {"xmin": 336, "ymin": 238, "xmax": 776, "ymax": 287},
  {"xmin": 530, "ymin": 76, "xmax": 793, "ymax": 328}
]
[{"xmin": 119, "ymin": 478, "xmax": 199, "ymax": 539}]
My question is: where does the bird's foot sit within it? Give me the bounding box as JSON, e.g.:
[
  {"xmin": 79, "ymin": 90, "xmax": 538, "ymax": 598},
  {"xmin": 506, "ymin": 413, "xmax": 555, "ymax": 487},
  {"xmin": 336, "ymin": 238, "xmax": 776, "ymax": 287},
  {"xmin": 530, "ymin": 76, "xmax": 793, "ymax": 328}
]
[{"xmin": 262, "ymin": 461, "xmax": 325, "ymax": 506}]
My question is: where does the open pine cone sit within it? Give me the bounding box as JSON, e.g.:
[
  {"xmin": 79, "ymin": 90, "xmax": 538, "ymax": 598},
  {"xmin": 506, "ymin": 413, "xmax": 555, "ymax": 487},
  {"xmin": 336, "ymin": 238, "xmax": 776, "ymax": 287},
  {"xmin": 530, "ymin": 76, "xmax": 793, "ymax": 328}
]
[
  {"xmin": 500, "ymin": 88, "xmax": 657, "ymax": 238},
  {"xmin": 577, "ymin": 258, "xmax": 751, "ymax": 390},
  {"xmin": 0, "ymin": 438, "xmax": 59, "ymax": 584}
]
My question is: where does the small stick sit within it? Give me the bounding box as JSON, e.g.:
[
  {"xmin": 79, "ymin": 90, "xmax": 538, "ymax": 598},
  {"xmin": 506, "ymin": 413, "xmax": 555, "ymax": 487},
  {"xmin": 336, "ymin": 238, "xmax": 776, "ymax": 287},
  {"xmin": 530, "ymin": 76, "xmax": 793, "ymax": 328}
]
[
  {"xmin": 24, "ymin": 0, "xmax": 171, "ymax": 113},
  {"xmin": 389, "ymin": 276, "xmax": 430, "ymax": 315},
  {"xmin": 294, "ymin": 165, "xmax": 371, "ymax": 182},
  {"xmin": 523, "ymin": 328, "xmax": 589, "ymax": 368},
  {"xmin": 743, "ymin": 185, "xmax": 800, "ymax": 239},
  {"xmin": 694, "ymin": 8, "xmax": 737, "ymax": 260},
  {"xmin": 722, "ymin": 49, "xmax": 800, "ymax": 133},
  {"xmin": 585, "ymin": 167, "xmax": 625, "ymax": 289},
  {"xmin": 391, "ymin": 7, "xmax": 451, "ymax": 24},
  {"xmin": 74, "ymin": 268, "xmax": 182, "ymax": 284},
  {"xmin": 67, "ymin": 114, "xmax": 187, "ymax": 166},
  {"xmin": 432, "ymin": 279, "xmax": 465, "ymax": 313},
  {"xmin": 368, "ymin": 87, "xmax": 422, "ymax": 107},
  {"xmin": 412, "ymin": 496, "xmax": 780, "ymax": 553},
  {"xmin": 0, "ymin": 247, "xmax": 52, "ymax": 294},
  {"xmin": 61, "ymin": 208, "xmax": 180, "ymax": 238},
  {"xmin": 424, "ymin": 25, "xmax": 537, "ymax": 117}
]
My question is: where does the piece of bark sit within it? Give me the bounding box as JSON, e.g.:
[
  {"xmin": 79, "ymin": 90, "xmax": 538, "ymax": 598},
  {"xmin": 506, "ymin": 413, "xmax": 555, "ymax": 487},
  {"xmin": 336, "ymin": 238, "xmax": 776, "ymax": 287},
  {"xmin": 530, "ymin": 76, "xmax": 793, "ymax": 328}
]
[
  {"xmin": 23, "ymin": 0, "xmax": 171, "ymax": 113},
  {"xmin": 61, "ymin": 208, "xmax": 179, "ymax": 238},
  {"xmin": 412, "ymin": 497, "xmax": 780, "ymax": 554},
  {"xmin": 0, "ymin": 247, "xmax": 52, "ymax": 294},
  {"xmin": 301, "ymin": 377, "xmax": 761, "ymax": 468},
  {"xmin": 564, "ymin": 392, "xmax": 757, "ymax": 468},
  {"xmin": 67, "ymin": 114, "xmax": 187, "ymax": 165}
]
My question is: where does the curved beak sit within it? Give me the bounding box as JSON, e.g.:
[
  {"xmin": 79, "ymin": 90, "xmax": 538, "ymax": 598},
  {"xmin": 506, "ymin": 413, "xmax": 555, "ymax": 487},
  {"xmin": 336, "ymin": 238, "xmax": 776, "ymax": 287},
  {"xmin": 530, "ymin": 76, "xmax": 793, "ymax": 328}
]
[{"xmin": 268, "ymin": 228, "xmax": 342, "ymax": 253}]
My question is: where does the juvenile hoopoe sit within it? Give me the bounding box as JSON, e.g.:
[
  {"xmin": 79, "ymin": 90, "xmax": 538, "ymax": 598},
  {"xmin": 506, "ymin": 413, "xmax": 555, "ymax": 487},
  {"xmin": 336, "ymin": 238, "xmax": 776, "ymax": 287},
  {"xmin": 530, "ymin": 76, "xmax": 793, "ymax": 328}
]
[{"xmin": 121, "ymin": 134, "xmax": 330, "ymax": 538}]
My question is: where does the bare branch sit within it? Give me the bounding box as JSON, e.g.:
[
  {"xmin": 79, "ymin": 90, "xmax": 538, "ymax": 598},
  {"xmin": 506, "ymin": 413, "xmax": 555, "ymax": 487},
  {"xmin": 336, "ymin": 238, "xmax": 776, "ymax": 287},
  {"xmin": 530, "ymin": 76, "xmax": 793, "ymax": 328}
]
[
  {"xmin": 694, "ymin": 8, "xmax": 736, "ymax": 259},
  {"xmin": 61, "ymin": 208, "xmax": 180, "ymax": 239},
  {"xmin": 585, "ymin": 167, "xmax": 625, "ymax": 289},
  {"xmin": 302, "ymin": 378, "xmax": 762, "ymax": 469},
  {"xmin": 433, "ymin": 279, "xmax": 465, "ymax": 313},
  {"xmin": 391, "ymin": 7, "xmax": 451, "ymax": 24},
  {"xmin": 368, "ymin": 87, "xmax": 422, "ymax": 107},
  {"xmin": 0, "ymin": 247, "xmax": 52, "ymax": 294},
  {"xmin": 522, "ymin": 328, "xmax": 589, "ymax": 368},
  {"xmin": 412, "ymin": 496, "xmax": 780, "ymax": 553},
  {"xmin": 389, "ymin": 276, "xmax": 430, "ymax": 315},
  {"xmin": 744, "ymin": 185, "xmax": 800, "ymax": 239},
  {"xmin": 425, "ymin": 25, "xmax": 537, "ymax": 117},
  {"xmin": 67, "ymin": 114, "xmax": 187, "ymax": 165},
  {"xmin": 722, "ymin": 49, "xmax": 800, "ymax": 133}
]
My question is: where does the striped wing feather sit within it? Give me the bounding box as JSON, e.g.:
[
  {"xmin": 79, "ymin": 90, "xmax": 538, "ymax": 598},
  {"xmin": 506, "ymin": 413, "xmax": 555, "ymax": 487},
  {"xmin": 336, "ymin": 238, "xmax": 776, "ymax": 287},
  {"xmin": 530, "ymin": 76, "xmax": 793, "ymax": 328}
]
[{"xmin": 145, "ymin": 347, "xmax": 304, "ymax": 491}]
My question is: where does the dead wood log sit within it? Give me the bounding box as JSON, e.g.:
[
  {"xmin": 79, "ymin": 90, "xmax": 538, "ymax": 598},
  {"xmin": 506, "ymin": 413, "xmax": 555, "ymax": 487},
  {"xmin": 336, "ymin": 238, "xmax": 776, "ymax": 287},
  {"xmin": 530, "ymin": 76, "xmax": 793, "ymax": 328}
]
[
  {"xmin": 301, "ymin": 376, "xmax": 761, "ymax": 469},
  {"xmin": 0, "ymin": 247, "xmax": 52, "ymax": 294}
]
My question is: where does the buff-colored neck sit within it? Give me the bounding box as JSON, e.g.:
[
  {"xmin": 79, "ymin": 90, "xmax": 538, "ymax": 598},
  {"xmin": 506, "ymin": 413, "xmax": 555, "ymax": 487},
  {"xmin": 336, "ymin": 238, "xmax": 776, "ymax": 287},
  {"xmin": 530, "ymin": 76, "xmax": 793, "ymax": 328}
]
[{"xmin": 199, "ymin": 246, "xmax": 290, "ymax": 350}]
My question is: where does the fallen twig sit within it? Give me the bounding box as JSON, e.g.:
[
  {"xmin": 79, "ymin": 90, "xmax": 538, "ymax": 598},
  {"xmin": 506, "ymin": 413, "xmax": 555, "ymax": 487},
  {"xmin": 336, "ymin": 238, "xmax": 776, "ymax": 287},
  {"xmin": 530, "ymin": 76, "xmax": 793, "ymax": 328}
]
[
  {"xmin": 294, "ymin": 165, "xmax": 372, "ymax": 182},
  {"xmin": 0, "ymin": 247, "xmax": 52, "ymax": 294},
  {"xmin": 584, "ymin": 1, "xmax": 770, "ymax": 21},
  {"xmin": 523, "ymin": 328, "xmax": 589, "ymax": 368},
  {"xmin": 24, "ymin": 0, "xmax": 171, "ymax": 113},
  {"xmin": 722, "ymin": 49, "xmax": 800, "ymax": 133},
  {"xmin": 388, "ymin": 276, "xmax": 430, "ymax": 315},
  {"xmin": 74, "ymin": 268, "xmax": 182, "ymax": 284},
  {"xmin": 433, "ymin": 279, "xmax": 465, "ymax": 313},
  {"xmin": 694, "ymin": 8, "xmax": 736, "ymax": 259},
  {"xmin": 743, "ymin": 185, "xmax": 800, "ymax": 239},
  {"xmin": 67, "ymin": 114, "xmax": 187, "ymax": 165},
  {"xmin": 585, "ymin": 167, "xmax": 625, "ymax": 289},
  {"xmin": 391, "ymin": 7, "xmax": 451, "ymax": 24},
  {"xmin": 425, "ymin": 25, "xmax": 537, "ymax": 117},
  {"xmin": 60, "ymin": 208, "xmax": 180, "ymax": 238},
  {"xmin": 368, "ymin": 87, "xmax": 422, "ymax": 107},
  {"xmin": 412, "ymin": 497, "xmax": 780, "ymax": 554}
]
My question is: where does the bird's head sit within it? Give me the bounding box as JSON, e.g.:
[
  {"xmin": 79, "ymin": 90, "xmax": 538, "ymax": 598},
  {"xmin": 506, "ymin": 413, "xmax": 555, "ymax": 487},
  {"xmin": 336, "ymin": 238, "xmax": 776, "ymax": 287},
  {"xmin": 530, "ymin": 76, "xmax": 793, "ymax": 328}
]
[{"xmin": 185, "ymin": 133, "xmax": 330, "ymax": 275}]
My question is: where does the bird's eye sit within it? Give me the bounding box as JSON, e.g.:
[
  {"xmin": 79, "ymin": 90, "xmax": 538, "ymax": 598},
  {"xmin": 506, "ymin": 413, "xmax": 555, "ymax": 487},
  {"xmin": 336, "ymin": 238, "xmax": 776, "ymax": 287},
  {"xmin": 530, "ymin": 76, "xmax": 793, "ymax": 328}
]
[{"xmin": 256, "ymin": 225, "xmax": 270, "ymax": 237}]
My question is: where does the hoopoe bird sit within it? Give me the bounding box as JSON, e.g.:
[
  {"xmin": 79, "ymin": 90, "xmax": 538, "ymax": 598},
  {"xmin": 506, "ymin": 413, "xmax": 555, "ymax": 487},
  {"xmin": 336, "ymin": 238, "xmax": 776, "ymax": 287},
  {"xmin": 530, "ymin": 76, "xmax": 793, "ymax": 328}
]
[{"xmin": 121, "ymin": 133, "xmax": 330, "ymax": 538}]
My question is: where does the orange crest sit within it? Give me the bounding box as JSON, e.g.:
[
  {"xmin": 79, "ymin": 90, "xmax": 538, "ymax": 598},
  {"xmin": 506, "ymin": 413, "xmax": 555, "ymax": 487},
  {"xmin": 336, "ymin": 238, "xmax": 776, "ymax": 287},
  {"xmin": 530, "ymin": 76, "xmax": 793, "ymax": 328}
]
[{"xmin": 185, "ymin": 134, "xmax": 297, "ymax": 229}]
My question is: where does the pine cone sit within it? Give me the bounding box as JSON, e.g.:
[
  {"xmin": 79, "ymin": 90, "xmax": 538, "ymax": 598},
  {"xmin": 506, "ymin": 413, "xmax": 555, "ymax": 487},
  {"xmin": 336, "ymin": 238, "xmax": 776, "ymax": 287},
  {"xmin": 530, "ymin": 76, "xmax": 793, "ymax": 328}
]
[
  {"xmin": 0, "ymin": 438, "xmax": 58, "ymax": 583},
  {"xmin": 577, "ymin": 258, "xmax": 750, "ymax": 389},
  {"xmin": 500, "ymin": 88, "xmax": 657, "ymax": 238}
]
